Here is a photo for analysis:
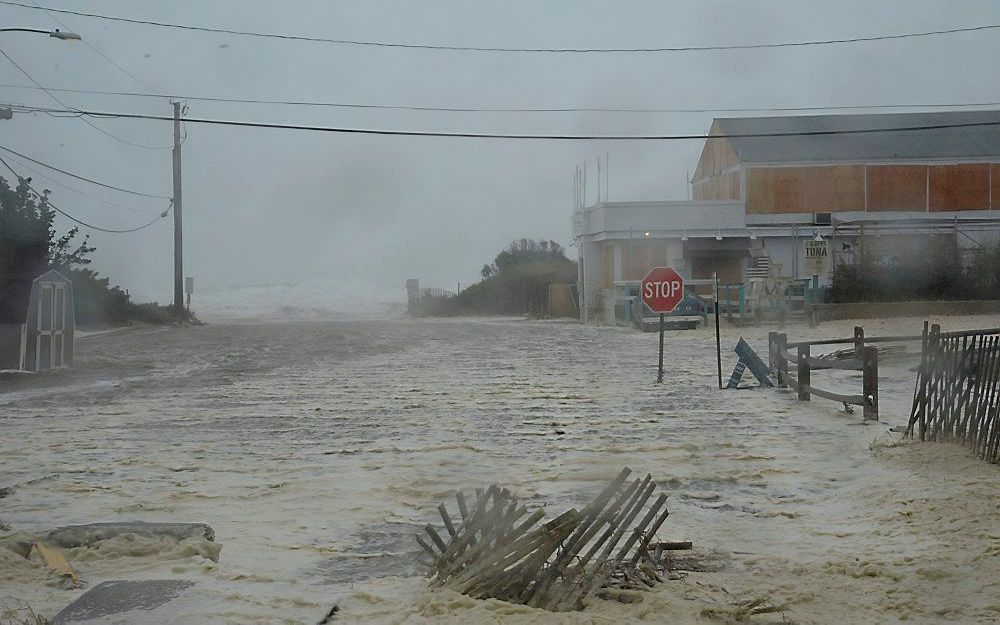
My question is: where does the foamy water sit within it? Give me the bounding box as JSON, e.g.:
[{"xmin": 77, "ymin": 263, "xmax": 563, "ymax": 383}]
[
  {"xmin": 1, "ymin": 315, "xmax": 997, "ymax": 624},
  {"xmin": 190, "ymin": 280, "xmax": 408, "ymax": 322}
]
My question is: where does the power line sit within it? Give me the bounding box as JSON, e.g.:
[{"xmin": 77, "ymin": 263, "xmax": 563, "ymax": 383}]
[
  {"xmin": 2, "ymin": 151, "xmax": 159, "ymax": 215},
  {"xmin": 28, "ymin": 0, "xmax": 167, "ymax": 99},
  {"xmin": 64, "ymin": 109, "xmax": 1000, "ymax": 140},
  {"xmin": 2, "ymin": 1, "xmax": 998, "ymax": 53},
  {"xmin": 0, "ymin": 156, "xmax": 169, "ymax": 233},
  {"xmin": 6, "ymin": 101, "xmax": 1000, "ymax": 140},
  {"xmin": 0, "ymin": 144, "xmax": 170, "ymax": 198},
  {"xmin": 0, "ymin": 47, "xmax": 171, "ymax": 149},
  {"xmin": 2, "ymin": 82, "xmax": 999, "ymax": 115}
]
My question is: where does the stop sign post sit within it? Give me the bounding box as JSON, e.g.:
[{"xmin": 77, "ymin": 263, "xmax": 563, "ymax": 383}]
[{"xmin": 641, "ymin": 267, "xmax": 685, "ymax": 383}]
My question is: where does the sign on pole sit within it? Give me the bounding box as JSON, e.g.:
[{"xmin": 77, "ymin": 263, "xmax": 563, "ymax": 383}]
[
  {"xmin": 641, "ymin": 267, "xmax": 685, "ymax": 314},
  {"xmin": 641, "ymin": 267, "xmax": 685, "ymax": 383},
  {"xmin": 804, "ymin": 239, "xmax": 830, "ymax": 276}
]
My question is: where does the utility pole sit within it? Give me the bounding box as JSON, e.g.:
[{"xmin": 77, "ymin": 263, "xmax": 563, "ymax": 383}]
[{"xmin": 172, "ymin": 102, "xmax": 184, "ymax": 318}]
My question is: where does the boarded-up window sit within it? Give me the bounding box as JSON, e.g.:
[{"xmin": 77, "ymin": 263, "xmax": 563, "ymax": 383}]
[
  {"xmin": 866, "ymin": 165, "xmax": 927, "ymax": 211},
  {"xmin": 929, "ymin": 164, "xmax": 989, "ymax": 211},
  {"xmin": 992, "ymin": 164, "xmax": 1000, "ymax": 210},
  {"xmin": 746, "ymin": 165, "xmax": 864, "ymax": 214},
  {"xmin": 621, "ymin": 243, "xmax": 669, "ymax": 281}
]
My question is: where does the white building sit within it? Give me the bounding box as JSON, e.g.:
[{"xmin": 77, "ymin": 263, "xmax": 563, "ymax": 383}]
[{"xmin": 574, "ymin": 110, "xmax": 1000, "ymax": 324}]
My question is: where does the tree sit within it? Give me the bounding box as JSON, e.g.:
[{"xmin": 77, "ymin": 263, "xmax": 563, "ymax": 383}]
[{"xmin": 0, "ymin": 175, "xmax": 94, "ymax": 282}]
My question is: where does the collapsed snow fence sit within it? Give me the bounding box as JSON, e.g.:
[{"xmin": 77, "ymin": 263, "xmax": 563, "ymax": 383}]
[
  {"xmin": 906, "ymin": 322, "xmax": 1000, "ymax": 464},
  {"xmin": 415, "ymin": 467, "xmax": 677, "ymax": 612}
]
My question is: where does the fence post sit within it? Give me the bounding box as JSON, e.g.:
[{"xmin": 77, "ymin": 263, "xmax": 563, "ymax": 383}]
[
  {"xmin": 768, "ymin": 331, "xmax": 778, "ymax": 374},
  {"xmin": 863, "ymin": 345, "xmax": 879, "ymax": 421},
  {"xmin": 726, "ymin": 285, "xmax": 733, "ymax": 321},
  {"xmin": 776, "ymin": 333, "xmax": 788, "ymax": 388},
  {"xmin": 738, "ymin": 284, "xmax": 746, "ymax": 325},
  {"xmin": 798, "ymin": 344, "xmax": 811, "ymax": 401},
  {"xmin": 854, "ymin": 326, "xmax": 865, "ymax": 361}
]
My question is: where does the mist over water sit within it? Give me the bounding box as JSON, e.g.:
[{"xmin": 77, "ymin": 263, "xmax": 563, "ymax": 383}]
[{"xmin": 191, "ymin": 279, "xmax": 408, "ymax": 322}]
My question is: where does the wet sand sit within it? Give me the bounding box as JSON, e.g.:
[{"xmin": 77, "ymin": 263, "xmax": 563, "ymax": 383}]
[{"xmin": 1, "ymin": 316, "xmax": 997, "ymax": 624}]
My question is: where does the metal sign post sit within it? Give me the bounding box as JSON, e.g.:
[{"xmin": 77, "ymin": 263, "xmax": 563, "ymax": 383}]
[
  {"xmin": 714, "ymin": 273, "xmax": 722, "ymax": 390},
  {"xmin": 657, "ymin": 313, "xmax": 665, "ymax": 383},
  {"xmin": 641, "ymin": 267, "xmax": 685, "ymax": 384}
]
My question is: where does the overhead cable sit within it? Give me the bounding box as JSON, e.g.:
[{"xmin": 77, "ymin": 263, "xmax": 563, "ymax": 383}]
[
  {"xmin": 28, "ymin": 0, "xmax": 167, "ymax": 99},
  {"xmin": 0, "ymin": 156, "xmax": 170, "ymax": 233},
  {"xmin": 2, "ymin": 83, "xmax": 999, "ymax": 115},
  {"xmin": 64, "ymin": 109, "xmax": 1000, "ymax": 140},
  {"xmin": 0, "ymin": 144, "xmax": 171, "ymax": 198},
  {"xmin": 1, "ymin": 151, "xmax": 160, "ymax": 215},
  {"xmin": 0, "ymin": 47, "xmax": 171, "ymax": 150},
  {"xmin": 1, "ymin": 1, "xmax": 997, "ymax": 53}
]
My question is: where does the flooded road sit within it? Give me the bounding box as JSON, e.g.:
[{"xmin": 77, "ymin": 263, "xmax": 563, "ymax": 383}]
[{"xmin": 1, "ymin": 317, "xmax": 997, "ymax": 624}]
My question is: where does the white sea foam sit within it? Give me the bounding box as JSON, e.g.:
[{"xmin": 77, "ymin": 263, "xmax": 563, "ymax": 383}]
[
  {"xmin": 1, "ymin": 314, "xmax": 998, "ymax": 623},
  {"xmin": 191, "ymin": 278, "xmax": 407, "ymax": 322}
]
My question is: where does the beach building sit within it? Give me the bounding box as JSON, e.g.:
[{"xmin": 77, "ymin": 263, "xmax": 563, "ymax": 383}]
[{"xmin": 575, "ymin": 110, "xmax": 1000, "ymax": 324}]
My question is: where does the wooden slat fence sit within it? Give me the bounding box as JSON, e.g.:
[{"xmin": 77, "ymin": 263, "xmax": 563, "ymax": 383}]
[
  {"xmin": 906, "ymin": 323, "xmax": 1000, "ymax": 464},
  {"xmin": 417, "ymin": 467, "xmax": 674, "ymax": 612}
]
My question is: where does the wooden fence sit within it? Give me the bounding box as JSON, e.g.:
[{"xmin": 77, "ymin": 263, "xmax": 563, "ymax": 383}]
[
  {"xmin": 767, "ymin": 326, "xmax": 924, "ymax": 420},
  {"xmin": 417, "ymin": 468, "xmax": 674, "ymax": 611},
  {"xmin": 906, "ymin": 323, "xmax": 1000, "ymax": 464}
]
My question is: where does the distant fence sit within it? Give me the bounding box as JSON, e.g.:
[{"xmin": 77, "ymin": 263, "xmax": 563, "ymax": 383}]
[
  {"xmin": 906, "ymin": 323, "xmax": 1000, "ymax": 464},
  {"xmin": 719, "ymin": 279, "xmax": 821, "ymax": 326},
  {"xmin": 421, "ymin": 288, "xmax": 457, "ymax": 299}
]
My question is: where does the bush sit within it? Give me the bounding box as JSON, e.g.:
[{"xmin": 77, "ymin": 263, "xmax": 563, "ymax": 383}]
[
  {"xmin": 831, "ymin": 234, "xmax": 999, "ymax": 303},
  {"xmin": 415, "ymin": 238, "xmax": 577, "ymax": 317}
]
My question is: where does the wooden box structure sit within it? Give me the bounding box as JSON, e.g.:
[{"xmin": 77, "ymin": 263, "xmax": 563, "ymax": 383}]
[{"xmin": 0, "ymin": 269, "xmax": 74, "ymax": 371}]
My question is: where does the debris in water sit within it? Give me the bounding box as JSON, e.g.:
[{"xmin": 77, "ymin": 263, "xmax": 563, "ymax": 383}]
[
  {"xmin": 33, "ymin": 540, "xmax": 79, "ymax": 587},
  {"xmin": 416, "ymin": 467, "xmax": 681, "ymax": 611}
]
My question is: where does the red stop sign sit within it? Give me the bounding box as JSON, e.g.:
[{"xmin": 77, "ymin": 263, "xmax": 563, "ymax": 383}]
[{"xmin": 641, "ymin": 267, "xmax": 685, "ymax": 313}]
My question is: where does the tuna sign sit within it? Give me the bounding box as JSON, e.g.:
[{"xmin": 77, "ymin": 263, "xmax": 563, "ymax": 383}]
[
  {"xmin": 641, "ymin": 267, "xmax": 685, "ymax": 314},
  {"xmin": 641, "ymin": 267, "xmax": 685, "ymax": 383}
]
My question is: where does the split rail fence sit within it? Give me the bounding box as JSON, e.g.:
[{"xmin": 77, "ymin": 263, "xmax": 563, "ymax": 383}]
[
  {"xmin": 906, "ymin": 323, "xmax": 1000, "ymax": 464},
  {"xmin": 767, "ymin": 326, "xmax": 924, "ymax": 420}
]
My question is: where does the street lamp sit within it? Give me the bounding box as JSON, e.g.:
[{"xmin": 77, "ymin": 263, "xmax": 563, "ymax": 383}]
[{"xmin": 0, "ymin": 28, "xmax": 82, "ymax": 41}]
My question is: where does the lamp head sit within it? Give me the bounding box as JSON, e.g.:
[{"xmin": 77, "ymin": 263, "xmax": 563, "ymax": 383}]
[{"xmin": 50, "ymin": 29, "xmax": 81, "ymax": 41}]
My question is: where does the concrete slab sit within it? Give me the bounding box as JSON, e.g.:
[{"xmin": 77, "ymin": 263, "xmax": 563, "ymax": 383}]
[{"xmin": 51, "ymin": 579, "xmax": 196, "ymax": 625}]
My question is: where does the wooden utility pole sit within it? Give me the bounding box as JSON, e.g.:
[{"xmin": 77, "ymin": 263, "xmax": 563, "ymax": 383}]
[{"xmin": 172, "ymin": 102, "xmax": 183, "ymax": 317}]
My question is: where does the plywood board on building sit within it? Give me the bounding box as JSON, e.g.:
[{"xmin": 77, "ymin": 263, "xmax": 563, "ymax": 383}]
[
  {"xmin": 992, "ymin": 164, "xmax": 1000, "ymax": 210},
  {"xmin": 602, "ymin": 245, "xmax": 614, "ymax": 288},
  {"xmin": 621, "ymin": 243, "xmax": 669, "ymax": 281},
  {"xmin": 866, "ymin": 165, "xmax": 927, "ymax": 211},
  {"xmin": 690, "ymin": 255, "xmax": 742, "ymax": 296},
  {"xmin": 929, "ymin": 164, "xmax": 989, "ymax": 211},
  {"xmin": 746, "ymin": 165, "xmax": 864, "ymax": 214},
  {"xmin": 692, "ymin": 129, "xmax": 739, "ymax": 186}
]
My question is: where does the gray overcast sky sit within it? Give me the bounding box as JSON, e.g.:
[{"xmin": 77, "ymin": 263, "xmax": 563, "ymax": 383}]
[{"xmin": 0, "ymin": 1, "xmax": 997, "ymax": 302}]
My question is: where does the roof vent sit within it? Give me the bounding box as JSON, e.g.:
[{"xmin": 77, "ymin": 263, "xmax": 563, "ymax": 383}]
[{"xmin": 814, "ymin": 212, "xmax": 832, "ymax": 226}]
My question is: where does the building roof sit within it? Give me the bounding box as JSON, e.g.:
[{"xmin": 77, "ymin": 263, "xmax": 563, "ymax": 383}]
[{"xmin": 714, "ymin": 109, "xmax": 1000, "ymax": 163}]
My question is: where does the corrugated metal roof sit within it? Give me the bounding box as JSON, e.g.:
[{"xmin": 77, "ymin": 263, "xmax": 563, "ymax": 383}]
[{"xmin": 715, "ymin": 110, "xmax": 1000, "ymax": 163}]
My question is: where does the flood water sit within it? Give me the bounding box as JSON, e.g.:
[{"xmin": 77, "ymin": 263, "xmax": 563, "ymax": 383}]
[{"xmin": 1, "ymin": 317, "xmax": 997, "ymax": 624}]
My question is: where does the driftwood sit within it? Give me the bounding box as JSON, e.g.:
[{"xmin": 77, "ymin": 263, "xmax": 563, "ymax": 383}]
[
  {"xmin": 416, "ymin": 468, "xmax": 680, "ymax": 611},
  {"xmin": 817, "ymin": 344, "xmax": 906, "ymax": 362}
]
